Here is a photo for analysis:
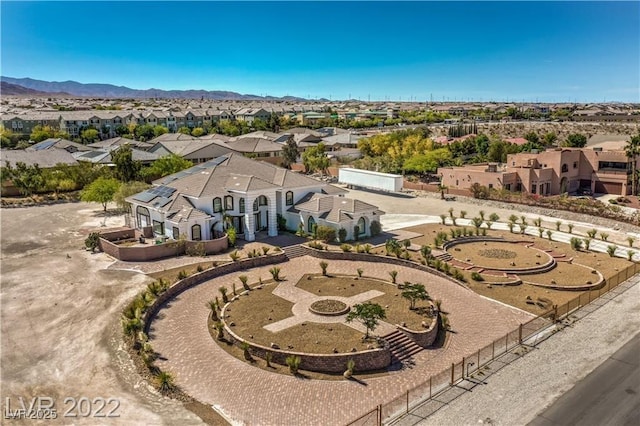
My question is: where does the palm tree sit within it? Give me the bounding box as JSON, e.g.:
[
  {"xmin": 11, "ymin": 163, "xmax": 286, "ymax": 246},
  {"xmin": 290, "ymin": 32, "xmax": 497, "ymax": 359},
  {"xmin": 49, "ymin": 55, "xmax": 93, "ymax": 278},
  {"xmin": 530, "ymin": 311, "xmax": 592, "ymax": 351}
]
[
  {"xmin": 624, "ymin": 134, "xmax": 640, "ymax": 196},
  {"xmin": 207, "ymin": 300, "xmax": 219, "ymax": 321}
]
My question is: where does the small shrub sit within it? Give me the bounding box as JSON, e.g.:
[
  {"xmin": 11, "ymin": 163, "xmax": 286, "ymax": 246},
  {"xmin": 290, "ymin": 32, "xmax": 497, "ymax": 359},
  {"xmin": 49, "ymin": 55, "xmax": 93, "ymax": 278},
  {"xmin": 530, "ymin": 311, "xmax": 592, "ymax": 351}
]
[
  {"xmin": 389, "ymin": 270, "xmax": 398, "ymax": 284},
  {"xmin": 85, "ymin": 232, "xmax": 101, "ymax": 252},
  {"xmin": 219, "ymin": 286, "xmax": 229, "ymax": 303},
  {"xmin": 460, "ymin": 210, "xmax": 467, "ymax": 218},
  {"xmin": 357, "ymin": 268, "xmax": 363, "ymax": 278},
  {"xmin": 296, "ymin": 223, "xmax": 306, "ymax": 237},
  {"xmin": 154, "ymin": 371, "xmax": 175, "ymax": 393},
  {"xmin": 471, "ymin": 272, "xmax": 484, "ymax": 281},
  {"xmin": 316, "ymin": 225, "xmax": 336, "ymax": 243},
  {"xmin": 319, "ymin": 261, "xmax": 329, "ymax": 276},
  {"xmin": 240, "ymin": 341, "xmax": 253, "ymax": 361},
  {"xmin": 265, "ymin": 351, "xmax": 273, "ymax": 368},
  {"xmin": 177, "ymin": 270, "xmax": 188, "ymax": 280},
  {"xmin": 627, "ymin": 250, "xmax": 634, "ymax": 261},
  {"xmin": 489, "ymin": 213, "xmax": 499, "ymax": 222},
  {"xmin": 363, "ymin": 244, "xmax": 372, "ymax": 253},
  {"xmin": 587, "ymin": 229, "xmax": 597, "ymax": 238},
  {"xmin": 196, "ymin": 265, "xmax": 204, "ymax": 273},
  {"xmin": 583, "ymin": 238, "xmax": 592, "ymax": 250},
  {"xmin": 533, "ymin": 217, "xmax": 542, "ymax": 227},
  {"xmin": 546, "ymin": 230, "xmax": 553, "ymax": 240},
  {"xmin": 229, "ymin": 250, "xmax": 240, "ymax": 261},
  {"xmin": 340, "ymin": 244, "xmax": 352, "ymax": 253},
  {"xmin": 606, "ymin": 245, "xmax": 617, "ymax": 257},
  {"xmin": 567, "ymin": 224, "xmax": 574, "ymax": 234},
  {"xmin": 269, "ymin": 266, "xmax": 281, "ymax": 281},
  {"xmin": 286, "ymin": 355, "xmax": 301, "ymax": 374},
  {"xmin": 227, "ymin": 227, "xmax": 237, "ymax": 247},
  {"xmin": 570, "ymin": 237, "xmax": 583, "ymax": 251},
  {"xmin": 555, "ymin": 221, "xmax": 562, "ymax": 231},
  {"xmin": 262, "ymin": 246, "xmax": 270, "ymax": 255},
  {"xmin": 627, "ymin": 237, "xmax": 635, "ymax": 248},
  {"xmin": 538, "ymin": 228, "xmax": 544, "ymax": 238},
  {"xmin": 239, "ymin": 275, "xmax": 250, "ymax": 291},
  {"xmin": 370, "ymin": 220, "xmax": 381, "ymax": 237},
  {"xmin": 186, "ymin": 242, "xmax": 205, "ymax": 257},
  {"xmin": 599, "ymin": 232, "xmax": 609, "ymax": 241}
]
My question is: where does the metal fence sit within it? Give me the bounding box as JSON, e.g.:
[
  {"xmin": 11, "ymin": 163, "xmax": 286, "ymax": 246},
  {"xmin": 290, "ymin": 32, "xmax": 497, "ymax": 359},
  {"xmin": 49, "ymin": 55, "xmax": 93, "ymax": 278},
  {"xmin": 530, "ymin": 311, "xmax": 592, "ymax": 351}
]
[{"xmin": 345, "ymin": 261, "xmax": 640, "ymax": 426}]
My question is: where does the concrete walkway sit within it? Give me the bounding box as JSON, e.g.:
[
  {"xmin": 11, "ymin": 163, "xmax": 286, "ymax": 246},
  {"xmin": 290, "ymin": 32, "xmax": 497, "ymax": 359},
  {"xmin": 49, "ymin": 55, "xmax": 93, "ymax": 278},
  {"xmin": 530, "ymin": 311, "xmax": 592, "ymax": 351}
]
[{"xmin": 149, "ymin": 256, "xmax": 532, "ymax": 426}]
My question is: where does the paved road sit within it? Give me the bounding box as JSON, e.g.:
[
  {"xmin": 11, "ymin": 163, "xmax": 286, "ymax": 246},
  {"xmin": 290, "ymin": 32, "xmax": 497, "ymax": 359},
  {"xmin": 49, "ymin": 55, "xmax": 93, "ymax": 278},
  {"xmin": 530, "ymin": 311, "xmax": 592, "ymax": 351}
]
[{"xmin": 529, "ymin": 333, "xmax": 640, "ymax": 426}]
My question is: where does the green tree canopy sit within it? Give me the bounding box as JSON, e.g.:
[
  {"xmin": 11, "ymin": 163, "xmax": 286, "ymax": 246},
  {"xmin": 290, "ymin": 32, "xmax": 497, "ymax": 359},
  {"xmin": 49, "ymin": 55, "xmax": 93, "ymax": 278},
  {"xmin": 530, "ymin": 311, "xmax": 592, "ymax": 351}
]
[
  {"xmin": 191, "ymin": 127, "xmax": 205, "ymax": 137},
  {"xmin": 81, "ymin": 177, "xmax": 121, "ymax": 211},
  {"xmin": 29, "ymin": 125, "xmax": 69, "ymax": 143},
  {"xmin": 153, "ymin": 125, "xmax": 169, "ymax": 138},
  {"xmin": 564, "ymin": 133, "xmax": 587, "ymax": 148},
  {"xmin": 302, "ymin": 143, "xmax": 330, "ymax": 174},
  {"xmin": 401, "ymin": 283, "xmax": 431, "ymax": 310},
  {"xmin": 111, "ymin": 144, "xmax": 141, "ymax": 182},
  {"xmin": 81, "ymin": 128, "xmax": 99, "ymax": 143},
  {"xmin": 141, "ymin": 154, "xmax": 193, "ymax": 180},
  {"xmin": 403, "ymin": 148, "xmax": 452, "ymax": 174},
  {"xmin": 281, "ymin": 134, "xmax": 299, "ymax": 169},
  {"xmin": 134, "ymin": 124, "xmax": 155, "ymax": 141},
  {"xmin": 345, "ymin": 302, "xmax": 386, "ymax": 338},
  {"xmin": 3, "ymin": 162, "xmax": 44, "ymax": 196},
  {"xmin": 177, "ymin": 126, "xmax": 191, "ymax": 135}
]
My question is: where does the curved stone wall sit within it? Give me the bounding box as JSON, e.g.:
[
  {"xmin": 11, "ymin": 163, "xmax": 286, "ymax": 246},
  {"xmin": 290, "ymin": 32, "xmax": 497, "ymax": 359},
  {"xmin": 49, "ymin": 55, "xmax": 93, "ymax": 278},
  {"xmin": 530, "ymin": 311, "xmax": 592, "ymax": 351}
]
[{"xmin": 220, "ymin": 305, "xmax": 391, "ymax": 373}]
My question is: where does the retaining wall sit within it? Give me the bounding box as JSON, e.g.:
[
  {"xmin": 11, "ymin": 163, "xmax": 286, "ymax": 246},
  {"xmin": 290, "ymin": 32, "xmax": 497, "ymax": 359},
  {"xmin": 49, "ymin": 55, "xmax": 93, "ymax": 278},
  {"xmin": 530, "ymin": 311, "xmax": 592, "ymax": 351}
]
[{"xmin": 143, "ymin": 253, "xmax": 287, "ymax": 332}]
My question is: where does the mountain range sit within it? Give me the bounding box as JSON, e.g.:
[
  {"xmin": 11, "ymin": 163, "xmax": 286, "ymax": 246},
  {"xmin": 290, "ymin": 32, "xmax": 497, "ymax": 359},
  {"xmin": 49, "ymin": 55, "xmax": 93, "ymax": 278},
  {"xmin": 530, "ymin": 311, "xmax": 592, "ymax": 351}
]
[{"xmin": 1, "ymin": 77, "xmax": 314, "ymax": 101}]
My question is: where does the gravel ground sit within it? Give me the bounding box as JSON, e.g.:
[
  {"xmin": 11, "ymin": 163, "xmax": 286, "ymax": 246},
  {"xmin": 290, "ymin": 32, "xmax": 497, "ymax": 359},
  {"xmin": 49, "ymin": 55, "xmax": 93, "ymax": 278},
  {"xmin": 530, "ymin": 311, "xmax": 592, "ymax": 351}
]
[{"xmin": 405, "ymin": 279, "xmax": 640, "ymax": 426}]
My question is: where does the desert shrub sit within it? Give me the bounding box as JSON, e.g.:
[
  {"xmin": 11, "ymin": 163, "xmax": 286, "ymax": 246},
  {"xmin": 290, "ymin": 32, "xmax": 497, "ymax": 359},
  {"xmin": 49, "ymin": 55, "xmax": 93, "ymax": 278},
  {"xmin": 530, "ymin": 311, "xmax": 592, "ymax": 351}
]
[
  {"xmin": 227, "ymin": 227, "xmax": 237, "ymax": 246},
  {"xmin": 177, "ymin": 270, "xmax": 188, "ymax": 280},
  {"xmin": 286, "ymin": 355, "xmax": 301, "ymax": 374},
  {"xmin": 587, "ymin": 229, "xmax": 597, "ymax": 238},
  {"xmin": 229, "ymin": 250, "xmax": 240, "ymax": 261},
  {"xmin": 363, "ymin": 244, "xmax": 372, "ymax": 253},
  {"xmin": 599, "ymin": 232, "xmax": 609, "ymax": 241},
  {"xmin": 262, "ymin": 246, "xmax": 270, "ymax": 255},
  {"xmin": 606, "ymin": 245, "xmax": 617, "ymax": 257},
  {"xmin": 357, "ymin": 268, "xmax": 363, "ymax": 277},
  {"xmin": 583, "ymin": 238, "xmax": 592, "ymax": 250},
  {"xmin": 388, "ymin": 270, "xmax": 398, "ymax": 284},
  {"xmin": 570, "ymin": 237, "xmax": 583, "ymax": 251},
  {"xmin": 196, "ymin": 265, "xmax": 204, "ymax": 272},
  {"xmin": 319, "ymin": 261, "xmax": 329, "ymax": 275},
  {"xmin": 340, "ymin": 244, "xmax": 352, "ymax": 253},
  {"xmin": 316, "ymin": 225, "xmax": 336, "ymax": 243},
  {"xmin": 186, "ymin": 242, "xmax": 205, "ymax": 257},
  {"xmin": 85, "ymin": 232, "xmax": 101, "ymax": 252},
  {"xmin": 338, "ymin": 227, "xmax": 347, "ymax": 243},
  {"xmin": 370, "ymin": 220, "xmax": 381, "ymax": 237},
  {"xmin": 471, "ymin": 272, "xmax": 484, "ymax": 281},
  {"xmin": 269, "ymin": 266, "xmax": 281, "ymax": 281}
]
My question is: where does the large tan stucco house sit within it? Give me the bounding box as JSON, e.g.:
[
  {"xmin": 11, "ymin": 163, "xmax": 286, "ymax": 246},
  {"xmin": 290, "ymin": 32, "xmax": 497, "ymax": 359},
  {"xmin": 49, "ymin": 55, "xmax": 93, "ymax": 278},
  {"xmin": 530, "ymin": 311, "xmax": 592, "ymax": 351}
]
[{"xmin": 438, "ymin": 145, "xmax": 637, "ymax": 196}]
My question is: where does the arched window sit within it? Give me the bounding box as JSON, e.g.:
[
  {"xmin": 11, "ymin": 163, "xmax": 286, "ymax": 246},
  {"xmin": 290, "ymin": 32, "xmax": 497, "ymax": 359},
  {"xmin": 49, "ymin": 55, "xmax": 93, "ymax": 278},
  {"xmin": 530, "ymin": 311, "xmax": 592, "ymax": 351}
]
[
  {"xmin": 213, "ymin": 197, "xmax": 222, "ymax": 213},
  {"xmin": 224, "ymin": 195, "xmax": 234, "ymax": 211},
  {"xmin": 285, "ymin": 191, "xmax": 294, "ymax": 206},
  {"xmin": 191, "ymin": 224, "xmax": 201, "ymax": 241},
  {"xmin": 136, "ymin": 206, "xmax": 150, "ymax": 228},
  {"xmin": 307, "ymin": 216, "xmax": 316, "ymax": 233},
  {"xmin": 253, "ymin": 199, "xmax": 259, "ymax": 211},
  {"xmin": 357, "ymin": 217, "xmax": 366, "ymax": 235},
  {"xmin": 259, "ymin": 195, "xmax": 268, "ymax": 206},
  {"xmin": 239, "ymin": 198, "xmax": 245, "ymax": 214}
]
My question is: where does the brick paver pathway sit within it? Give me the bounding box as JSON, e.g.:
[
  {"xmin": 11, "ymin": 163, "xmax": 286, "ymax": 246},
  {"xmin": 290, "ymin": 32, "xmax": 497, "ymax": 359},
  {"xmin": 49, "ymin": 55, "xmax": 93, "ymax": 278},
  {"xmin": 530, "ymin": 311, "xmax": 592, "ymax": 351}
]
[{"xmin": 150, "ymin": 256, "xmax": 533, "ymax": 426}]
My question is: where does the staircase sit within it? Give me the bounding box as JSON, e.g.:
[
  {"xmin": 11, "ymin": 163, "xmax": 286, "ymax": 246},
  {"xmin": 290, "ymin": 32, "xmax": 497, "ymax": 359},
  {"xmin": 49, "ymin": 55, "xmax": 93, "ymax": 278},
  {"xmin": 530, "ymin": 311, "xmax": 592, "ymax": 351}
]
[
  {"xmin": 383, "ymin": 330, "xmax": 424, "ymax": 364},
  {"xmin": 282, "ymin": 244, "xmax": 307, "ymax": 260},
  {"xmin": 435, "ymin": 253, "xmax": 453, "ymax": 262}
]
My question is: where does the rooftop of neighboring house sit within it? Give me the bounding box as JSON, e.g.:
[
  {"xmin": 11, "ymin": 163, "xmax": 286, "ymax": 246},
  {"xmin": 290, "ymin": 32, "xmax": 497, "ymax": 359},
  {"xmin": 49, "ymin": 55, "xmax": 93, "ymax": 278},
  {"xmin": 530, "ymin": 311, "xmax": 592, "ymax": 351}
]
[
  {"xmin": 88, "ymin": 137, "xmax": 153, "ymax": 150},
  {"xmin": 72, "ymin": 147, "xmax": 159, "ymax": 164},
  {"xmin": 148, "ymin": 133, "xmax": 198, "ymax": 144},
  {"xmin": 150, "ymin": 139, "xmax": 234, "ymax": 157},
  {"xmin": 28, "ymin": 138, "xmax": 92, "ymax": 152},
  {"xmin": 1, "ymin": 148, "xmax": 79, "ymax": 168}
]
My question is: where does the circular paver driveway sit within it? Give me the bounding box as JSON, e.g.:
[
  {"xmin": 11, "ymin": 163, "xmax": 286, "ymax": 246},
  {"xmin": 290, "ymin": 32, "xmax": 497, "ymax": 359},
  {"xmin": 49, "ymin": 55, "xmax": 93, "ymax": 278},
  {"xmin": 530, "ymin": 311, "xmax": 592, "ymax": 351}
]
[{"xmin": 149, "ymin": 256, "xmax": 533, "ymax": 425}]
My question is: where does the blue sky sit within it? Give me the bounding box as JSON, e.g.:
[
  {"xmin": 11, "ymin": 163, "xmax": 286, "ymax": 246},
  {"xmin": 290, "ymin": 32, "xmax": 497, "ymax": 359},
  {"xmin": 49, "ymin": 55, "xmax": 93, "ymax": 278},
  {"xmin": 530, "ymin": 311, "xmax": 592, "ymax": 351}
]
[{"xmin": 2, "ymin": 1, "xmax": 639, "ymax": 102}]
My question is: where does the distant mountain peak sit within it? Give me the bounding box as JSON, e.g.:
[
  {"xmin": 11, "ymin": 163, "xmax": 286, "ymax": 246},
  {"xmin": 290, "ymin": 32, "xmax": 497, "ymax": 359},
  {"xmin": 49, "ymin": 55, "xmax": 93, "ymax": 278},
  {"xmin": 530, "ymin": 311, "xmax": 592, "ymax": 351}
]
[{"xmin": 0, "ymin": 76, "xmax": 309, "ymax": 101}]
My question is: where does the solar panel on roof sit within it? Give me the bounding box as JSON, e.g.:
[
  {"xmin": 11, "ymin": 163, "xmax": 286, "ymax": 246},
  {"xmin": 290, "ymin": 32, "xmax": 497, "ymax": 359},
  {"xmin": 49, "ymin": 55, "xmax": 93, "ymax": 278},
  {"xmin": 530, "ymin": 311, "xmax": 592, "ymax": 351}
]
[
  {"xmin": 154, "ymin": 197, "xmax": 172, "ymax": 208},
  {"xmin": 34, "ymin": 140, "xmax": 57, "ymax": 150},
  {"xmin": 132, "ymin": 191, "xmax": 156, "ymax": 203}
]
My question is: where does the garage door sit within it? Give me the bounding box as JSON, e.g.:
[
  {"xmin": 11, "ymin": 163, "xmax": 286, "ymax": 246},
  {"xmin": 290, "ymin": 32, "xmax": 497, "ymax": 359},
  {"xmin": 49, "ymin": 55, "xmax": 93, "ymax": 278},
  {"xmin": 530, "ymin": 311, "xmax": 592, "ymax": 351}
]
[{"xmin": 594, "ymin": 181, "xmax": 622, "ymax": 195}]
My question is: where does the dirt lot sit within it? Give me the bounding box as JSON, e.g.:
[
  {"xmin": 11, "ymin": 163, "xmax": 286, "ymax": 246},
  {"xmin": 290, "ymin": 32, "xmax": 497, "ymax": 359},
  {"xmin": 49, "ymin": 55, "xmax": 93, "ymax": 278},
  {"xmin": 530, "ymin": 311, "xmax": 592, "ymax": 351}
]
[{"xmin": 0, "ymin": 203, "xmax": 208, "ymax": 425}]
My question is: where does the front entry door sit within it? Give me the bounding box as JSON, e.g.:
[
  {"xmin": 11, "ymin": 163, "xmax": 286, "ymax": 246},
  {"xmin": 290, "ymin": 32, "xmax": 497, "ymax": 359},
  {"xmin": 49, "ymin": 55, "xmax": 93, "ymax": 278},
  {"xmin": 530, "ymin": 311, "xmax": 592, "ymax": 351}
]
[{"xmin": 254, "ymin": 212, "xmax": 262, "ymax": 231}]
